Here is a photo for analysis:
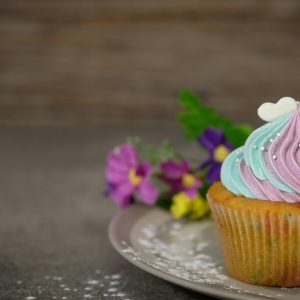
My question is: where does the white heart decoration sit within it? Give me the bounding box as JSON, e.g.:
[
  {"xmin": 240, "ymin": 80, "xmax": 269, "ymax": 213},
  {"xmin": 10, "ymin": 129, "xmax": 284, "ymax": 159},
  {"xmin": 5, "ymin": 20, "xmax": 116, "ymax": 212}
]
[{"xmin": 257, "ymin": 97, "xmax": 298, "ymax": 122}]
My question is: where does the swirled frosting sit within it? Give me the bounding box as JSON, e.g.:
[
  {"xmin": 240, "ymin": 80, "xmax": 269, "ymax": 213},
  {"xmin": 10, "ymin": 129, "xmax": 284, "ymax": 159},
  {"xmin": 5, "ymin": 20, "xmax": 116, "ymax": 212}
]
[{"xmin": 221, "ymin": 108, "xmax": 300, "ymax": 203}]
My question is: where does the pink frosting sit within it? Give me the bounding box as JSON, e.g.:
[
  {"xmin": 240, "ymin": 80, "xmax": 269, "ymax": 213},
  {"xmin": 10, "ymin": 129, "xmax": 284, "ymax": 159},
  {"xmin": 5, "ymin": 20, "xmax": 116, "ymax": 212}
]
[
  {"xmin": 267, "ymin": 110, "xmax": 300, "ymax": 193},
  {"xmin": 240, "ymin": 160, "xmax": 300, "ymax": 203},
  {"xmin": 221, "ymin": 107, "xmax": 300, "ymax": 202}
]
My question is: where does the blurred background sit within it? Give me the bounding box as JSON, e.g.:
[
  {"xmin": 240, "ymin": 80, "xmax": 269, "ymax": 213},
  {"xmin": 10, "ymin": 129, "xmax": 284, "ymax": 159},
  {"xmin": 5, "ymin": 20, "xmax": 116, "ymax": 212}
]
[
  {"xmin": 1, "ymin": 0, "xmax": 300, "ymax": 127},
  {"xmin": 1, "ymin": 2, "xmax": 300, "ymax": 299}
]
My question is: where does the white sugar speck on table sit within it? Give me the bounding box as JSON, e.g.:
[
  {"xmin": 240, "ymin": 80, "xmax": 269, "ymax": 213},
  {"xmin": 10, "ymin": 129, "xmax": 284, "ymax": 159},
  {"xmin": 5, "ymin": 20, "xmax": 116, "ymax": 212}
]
[
  {"xmin": 53, "ymin": 276, "xmax": 63, "ymax": 281},
  {"xmin": 17, "ymin": 269, "xmax": 131, "ymax": 299},
  {"xmin": 86, "ymin": 279, "xmax": 99, "ymax": 285}
]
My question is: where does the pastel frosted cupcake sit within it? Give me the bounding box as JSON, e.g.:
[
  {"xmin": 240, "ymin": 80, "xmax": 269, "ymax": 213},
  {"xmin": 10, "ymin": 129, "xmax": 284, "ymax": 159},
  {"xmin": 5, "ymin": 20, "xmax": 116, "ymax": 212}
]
[{"xmin": 208, "ymin": 97, "xmax": 300, "ymax": 287}]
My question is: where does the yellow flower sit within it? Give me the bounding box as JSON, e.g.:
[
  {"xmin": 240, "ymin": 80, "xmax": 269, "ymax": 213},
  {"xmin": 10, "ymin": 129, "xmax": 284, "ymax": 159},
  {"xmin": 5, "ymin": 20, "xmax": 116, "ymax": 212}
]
[
  {"xmin": 128, "ymin": 168, "xmax": 143, "ymax": 186},
  {"xmin": 171, "ymin": 192, "xmax": 210, "ymax": 220},
  {"xmin": 170, "ymin": 192, "xmax": 192, "ymax": 219},
  {"xmin": 214, "ymin": 145, "xmax": 230, "ymax": 162},
  {"xmin": 190, "ymin": 196, "xmax": 210, "ymax": 220},
  {"xmin": 182, "ymin": 173, "xmax": 196, "ymax": 189}
]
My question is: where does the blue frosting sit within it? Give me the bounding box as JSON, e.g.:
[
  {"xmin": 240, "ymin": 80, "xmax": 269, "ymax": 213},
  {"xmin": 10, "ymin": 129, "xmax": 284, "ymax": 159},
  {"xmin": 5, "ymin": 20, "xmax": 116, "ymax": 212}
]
[
  {"xmin": 221, "ymin": 112, "xmax": 295, "ymax": 196},
  {"xmin": 220, "ymin": 147, "xmax": 255, "ymax": 198},
  {"xmin": 243, "ymin": 112, "xmax": 294, "ymax": 193}
]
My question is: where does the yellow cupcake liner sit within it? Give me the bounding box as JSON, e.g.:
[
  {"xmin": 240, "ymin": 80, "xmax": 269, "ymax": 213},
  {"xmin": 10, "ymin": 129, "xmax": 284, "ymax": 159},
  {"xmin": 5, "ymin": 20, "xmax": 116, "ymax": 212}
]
[{"xmin": 208, "ymin": 195, "xmax": 300, "ymax": 287}]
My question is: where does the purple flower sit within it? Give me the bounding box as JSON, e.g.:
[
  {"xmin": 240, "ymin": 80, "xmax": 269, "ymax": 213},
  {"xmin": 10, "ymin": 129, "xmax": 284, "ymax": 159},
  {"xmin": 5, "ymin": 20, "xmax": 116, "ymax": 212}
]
[
  {"xmin": 198, "ymin": 127, "xmax": 233, "ymax": 183},
  {"xmin": 106, "ymin": 144, "xmax": 158, "ymax": 207},
  {"xmin": 160, "ymin": 160, "xmax": 202, "ymax": 197}
]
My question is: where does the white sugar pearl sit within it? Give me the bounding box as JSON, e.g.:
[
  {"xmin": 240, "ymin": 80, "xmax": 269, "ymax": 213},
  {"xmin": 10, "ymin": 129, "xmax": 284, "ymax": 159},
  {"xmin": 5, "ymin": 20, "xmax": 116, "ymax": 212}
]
[{"xmin": 272, "ymin": 154, "xmax": 277, "ymax": 160}]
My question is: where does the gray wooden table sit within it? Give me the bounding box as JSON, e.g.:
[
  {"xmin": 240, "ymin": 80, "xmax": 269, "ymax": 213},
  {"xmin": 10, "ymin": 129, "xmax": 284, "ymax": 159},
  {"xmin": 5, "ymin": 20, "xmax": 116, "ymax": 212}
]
[{"xmin": 0, "ymin": 122, "xmax": 215, "ymax": 299}]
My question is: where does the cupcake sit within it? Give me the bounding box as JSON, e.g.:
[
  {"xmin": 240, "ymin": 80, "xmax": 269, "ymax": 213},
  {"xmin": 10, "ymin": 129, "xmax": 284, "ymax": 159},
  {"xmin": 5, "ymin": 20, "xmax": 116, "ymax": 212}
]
[{"xmin": 208, "ymin": 97, "xmax": 300, "ymax": 287}]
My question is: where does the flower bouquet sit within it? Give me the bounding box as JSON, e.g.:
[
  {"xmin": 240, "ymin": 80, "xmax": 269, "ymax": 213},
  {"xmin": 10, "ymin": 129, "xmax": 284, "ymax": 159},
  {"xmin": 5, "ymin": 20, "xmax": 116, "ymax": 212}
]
[{"xmin": 105, "ymin": 90, "xmax": 253, "ymax": 220}]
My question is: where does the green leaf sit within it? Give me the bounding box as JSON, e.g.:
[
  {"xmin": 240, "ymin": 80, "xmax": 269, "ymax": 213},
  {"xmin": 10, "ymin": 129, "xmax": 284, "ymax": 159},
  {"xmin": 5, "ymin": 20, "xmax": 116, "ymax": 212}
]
[
  {"xmin": 128, "ymin": 138, "xmax": 181, "ymax": 165},
  {"xmin": 198, "ymin": 180, "xmax": 210, "ymax": 199},
  {"xmin": 224, "ymin": 124, "xmax": 254, "ymax": 148},
  {"xmin": 179, "ymin": 89, "xmax": 202, "ymax": 111},
  {"xmin": 156, "ymin": 196, "xmax": 172, "ymax": 210},
  {"xmin": 178, "ymin": 89, "xmax": 230, "ymax": 139},
  {"xmin": 178, "ymin": 89, "xmax": 253, "ymax": 147}
]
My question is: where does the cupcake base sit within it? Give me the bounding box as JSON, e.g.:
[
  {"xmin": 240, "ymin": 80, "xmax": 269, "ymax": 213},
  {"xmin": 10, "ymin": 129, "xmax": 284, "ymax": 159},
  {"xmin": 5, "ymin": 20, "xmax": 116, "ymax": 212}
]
[{"xmin": 208, "ymin": 182, "xmax": 300, "ymax": 287}]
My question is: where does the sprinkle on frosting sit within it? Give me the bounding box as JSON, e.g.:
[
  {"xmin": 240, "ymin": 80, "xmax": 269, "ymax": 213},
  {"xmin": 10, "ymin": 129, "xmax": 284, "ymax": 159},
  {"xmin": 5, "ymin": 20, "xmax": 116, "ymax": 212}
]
[{"xmin": 221, "ymin": 101, "xmax": 300, "ymax": 203}]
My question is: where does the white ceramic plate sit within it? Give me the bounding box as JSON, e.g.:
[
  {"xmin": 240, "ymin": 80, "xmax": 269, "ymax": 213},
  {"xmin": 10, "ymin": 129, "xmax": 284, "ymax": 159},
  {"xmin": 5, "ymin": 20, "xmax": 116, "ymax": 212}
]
[{"xmin": 108, "ymin": 205, "xmax": 300, "ymax": 300}]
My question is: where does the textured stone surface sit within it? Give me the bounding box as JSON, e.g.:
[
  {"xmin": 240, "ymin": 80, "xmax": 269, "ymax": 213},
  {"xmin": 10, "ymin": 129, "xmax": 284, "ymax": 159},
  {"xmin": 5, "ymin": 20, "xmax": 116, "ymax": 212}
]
[{"xmin": 0, "ymin": 123, "xmax": 215, "ymax": 299}]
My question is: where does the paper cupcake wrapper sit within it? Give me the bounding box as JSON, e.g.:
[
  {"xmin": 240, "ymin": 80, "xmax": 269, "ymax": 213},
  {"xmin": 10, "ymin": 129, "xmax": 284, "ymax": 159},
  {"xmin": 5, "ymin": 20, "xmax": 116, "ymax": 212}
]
[{"xmin": 208, "ymin": 196, "xmax": 300, "ymax": 287}]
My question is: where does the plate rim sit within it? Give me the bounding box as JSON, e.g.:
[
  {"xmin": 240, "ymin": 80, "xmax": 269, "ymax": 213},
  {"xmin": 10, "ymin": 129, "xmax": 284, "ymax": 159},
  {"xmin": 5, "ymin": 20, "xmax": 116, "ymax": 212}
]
[{"xmin": 108, "ymin": 204, "xmax": 273, "ymax": 300}]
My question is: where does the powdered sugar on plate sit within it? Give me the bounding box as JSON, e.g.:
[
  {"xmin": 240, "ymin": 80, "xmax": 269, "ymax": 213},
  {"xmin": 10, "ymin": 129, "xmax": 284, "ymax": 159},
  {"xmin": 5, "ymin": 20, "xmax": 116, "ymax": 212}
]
[{"xmin": 120, "ymin": 212, "xmax": 300, "ymax": 300}]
